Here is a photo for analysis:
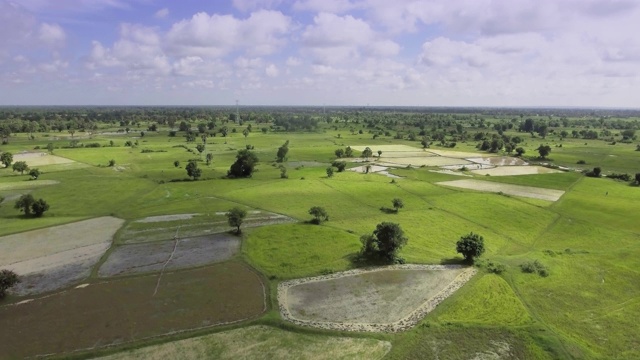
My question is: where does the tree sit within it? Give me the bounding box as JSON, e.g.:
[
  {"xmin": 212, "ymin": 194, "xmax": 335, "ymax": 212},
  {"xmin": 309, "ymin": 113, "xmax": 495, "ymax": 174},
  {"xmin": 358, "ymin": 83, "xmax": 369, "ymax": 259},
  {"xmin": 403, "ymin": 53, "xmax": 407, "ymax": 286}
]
[
  {"xmin": 332, "ymin": 161, "xmax": 346, "ymax": 172},
  {"xmin": 377, "ymin": 150, "xmax": 382, "ymax": 158},
  {"xmin": 587, "ymin": 167, "xmax": 602, "ymax": 178},
  {"xmin": 326, "ymin": 166, "xmax": 334, "ymax": 178},
  {"xmin": 206, "ymin": 153, "xmax": 213, "ymax": 165},
  {"xmin": 515, "ymin": 147, "xmax": 525, "ymax": 156},
  {"xmin": 360, "ymin": 222, "xmax": 408, "ymax": 262},
  {"xmin": 29, "ymin": 168, "xmax": 40, "ymax": 180},
  {"xmin": 0, "ymin": 269, "xmax": 19, "ymax": 299},
  {"xmin": 392, "ymin": 198, "xmax": 404, "ymax": 212},
  {"xmin": 361, "ymin": 147, "xmax": 373, "ymax": 160},
  {"xmin": 196, "ymin": 144, "xmax": 205, "ymax": 155},
  {"xmin": 421, "ymin": 137, "xmax": 430, "ymax": 149},
  {"xmin": 31, "ymin": 199, "xmax": 49, "ymax": 217},
  {"xmin": 47, "ymin": 143, "xmax": 55, "ymax": 154},
  {"xmin": 308, "ymin": 206, "xmax": 329, "ymax": 224},
  {"xmin": 335, "ymin": 148, "xmax": 344, "ymax": 158},
  {"xmin": 227, "ymin": 149, "xmax": 259, "ymax": 178},
  {"xmin": 635, "ymin": 173, "xmax": 640, "ymax": 185},
  {"xmin": 226, "ymin": 207, "xmax": 247, "ymax": 234},
  {"xmin": 185, "ymin": 160, "xmax": 202, "ymax": 180},
  {"xmin": 12, "ymin": 161, "xmax": 28, "ymax": 174},
  {"xmin": 456, "ymin": 232, "xmax": 485, "ymax": 263},
  {"xmin": 0, "ymin": 152, "xmax": 12, "ymax": 168},
  {"xmin": 15, "ymin": 194, "xmax": 35, "ymax": 215},
  {"xmin": 345, "ymin": 146, "xmax": 353, "ymax": 157},
  {"xmin": 276, "ymin": 140, "xmax": 289, "ymax": 162},
  {"xmin": 108, "ymin": 159, "xmax": 116, "ymax": 167},
  {"xmin": 279, "ymin": 165, "xmax": 288, "ymax": 179},
  {"xmin": 174, "ymin": 160, "xmax": 180, "ymax": 168},
  {"xmin": 536, "ymin": 145, "xmax": 551, "ymax": 159}
]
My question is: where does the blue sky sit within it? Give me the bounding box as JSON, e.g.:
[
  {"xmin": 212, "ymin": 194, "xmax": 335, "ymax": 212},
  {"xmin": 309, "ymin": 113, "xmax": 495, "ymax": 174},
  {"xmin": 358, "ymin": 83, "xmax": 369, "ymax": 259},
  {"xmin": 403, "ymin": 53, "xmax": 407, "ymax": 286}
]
[{"xmin": 1, "ymin": 0, "xmax": 639, "ymax": 107}]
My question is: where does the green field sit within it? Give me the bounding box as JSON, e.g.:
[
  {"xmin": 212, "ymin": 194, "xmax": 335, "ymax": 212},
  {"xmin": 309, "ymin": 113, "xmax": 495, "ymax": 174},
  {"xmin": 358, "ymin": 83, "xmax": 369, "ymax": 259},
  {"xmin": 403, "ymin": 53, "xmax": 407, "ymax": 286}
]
[{"xmin": 1, "ymin": 107, "xmax": 639, "ymax": 359}]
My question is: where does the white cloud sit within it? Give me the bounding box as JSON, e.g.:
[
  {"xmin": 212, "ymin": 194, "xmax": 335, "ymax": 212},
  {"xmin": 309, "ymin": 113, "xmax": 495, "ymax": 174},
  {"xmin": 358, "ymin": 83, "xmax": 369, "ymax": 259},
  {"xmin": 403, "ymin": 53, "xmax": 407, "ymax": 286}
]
[
  {"xmin": 155, "ymin": 8, "xmax": 169, "ymax": 19},
  {"xmin": 265, "ymin": 63, "xmax": 279, "ymax": 77},
  {"xmin": 166, "ymin": 10, "xmax": 291, "ymax": 57},
  {"xmin": 286, "ymin": 57, "xmax": 302, "ymax": 66},
  {"xmin": 39, "ymin": 23, "xmax": 66, "ymax": 47}
]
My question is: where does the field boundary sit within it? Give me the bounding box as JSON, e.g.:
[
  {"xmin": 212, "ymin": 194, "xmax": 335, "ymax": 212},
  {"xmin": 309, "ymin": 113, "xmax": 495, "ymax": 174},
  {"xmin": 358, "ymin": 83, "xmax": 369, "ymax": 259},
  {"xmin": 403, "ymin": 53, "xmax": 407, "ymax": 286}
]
[{"xmin": 278, "ymin": 264, "xmax": 477, "ymax": 333}]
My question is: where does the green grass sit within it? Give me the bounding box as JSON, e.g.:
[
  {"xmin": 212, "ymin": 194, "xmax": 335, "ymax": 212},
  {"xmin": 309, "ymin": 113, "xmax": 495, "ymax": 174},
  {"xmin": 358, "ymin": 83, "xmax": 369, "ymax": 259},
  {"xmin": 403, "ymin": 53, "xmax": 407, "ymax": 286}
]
[
  {"xmin": 2, "ymin": 124, "xmax": 640, "ymax": 359},
  {"xmin": 433, "ymin": 274, "xmax": 533, "ymax": 326},
  {"xmin": 244, "ymin": 223, "xmax": 361, "ymax": 279}
]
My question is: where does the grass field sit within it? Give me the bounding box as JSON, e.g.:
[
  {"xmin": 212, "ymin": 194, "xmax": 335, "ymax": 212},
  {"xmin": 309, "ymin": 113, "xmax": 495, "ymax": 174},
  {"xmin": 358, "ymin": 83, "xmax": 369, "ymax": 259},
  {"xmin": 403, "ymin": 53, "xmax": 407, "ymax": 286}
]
[{"xmin": 1, "ymin": 116, "xmax": 640, "ymax": 359}]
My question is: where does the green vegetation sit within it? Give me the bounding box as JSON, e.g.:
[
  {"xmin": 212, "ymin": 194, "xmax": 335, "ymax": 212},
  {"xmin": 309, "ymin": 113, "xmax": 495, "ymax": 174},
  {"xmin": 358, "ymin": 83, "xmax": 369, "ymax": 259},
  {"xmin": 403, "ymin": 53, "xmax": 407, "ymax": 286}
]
[
  {"xmin": 1, "ymin": 106, "xmax": 640, "ymax": 359},
  {"xmin": 308, "ymin": 206, "xmax": 329, "ymax": 224},
  {"xmin": 456, "ymin": 232, "xmax": 485, "ymax": 263},
  {"xmin": 225, "ymin": 207, "xmax": 247, "ymax": 234}
]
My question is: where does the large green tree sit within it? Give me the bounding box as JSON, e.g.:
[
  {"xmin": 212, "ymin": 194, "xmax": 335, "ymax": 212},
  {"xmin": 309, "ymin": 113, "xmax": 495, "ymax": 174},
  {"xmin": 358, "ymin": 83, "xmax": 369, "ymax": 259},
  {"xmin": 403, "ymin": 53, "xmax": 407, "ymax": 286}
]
[
  {"xmin": 185, "ymin": 160, "xmax": 202, "ymax": 180},
  {"xmin": 0, "ymin": 152, "xmax": 13, "ymax": 168},
  {"xmin": 276, "ymin": 140, "xmax": 289, "ymax": 162},
  {"xmin": 228, "ymin": 149, "xmax": 259, "ymax": 178},
  {"xmin": 536, "ymin": 145, "xmax": 551, "ymax": 159},
  {"xmin": 14, "ymin": 194, "xmax": 48, "ymax": 217},
  {"xmin": 360, "ymin": 222, "xmax": 408, "ymax": 262},
  {"xmin": 456, "ymin": 232, "xmax": 485, "ymax": 263},
  {"xmin": 12, "ymin": 161, "xmax": 28, "ymax": 174}
]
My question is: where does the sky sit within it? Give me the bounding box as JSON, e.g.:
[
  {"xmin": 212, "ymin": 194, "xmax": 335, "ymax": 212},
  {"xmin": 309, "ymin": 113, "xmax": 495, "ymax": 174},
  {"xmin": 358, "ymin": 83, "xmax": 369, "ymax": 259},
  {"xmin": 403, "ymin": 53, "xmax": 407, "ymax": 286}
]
[{"xmin": 0, "ymin": 0, "xmax": 639, "ymax": 107}]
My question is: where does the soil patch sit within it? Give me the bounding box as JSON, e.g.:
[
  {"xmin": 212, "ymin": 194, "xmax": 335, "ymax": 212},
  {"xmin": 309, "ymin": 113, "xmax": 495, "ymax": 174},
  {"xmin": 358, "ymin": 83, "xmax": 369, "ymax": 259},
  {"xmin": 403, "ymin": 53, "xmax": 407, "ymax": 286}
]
[
  {"xmin": 437, "ymin": 179, "xmax": 565, "ymax": 201},
  {"xmin": 0, "ymin": 217, "xmax": 124, "ymax": 295},
  {"xmin": 470, "ymin": 166, "xmax": 563, "ymax": 176},
  {"xmin": 429, "ymin": 170, "xmax": 472, "ymax": 177},
  {"xmin": 426, "ymin": 149, "xmax": 494, "ymax": 158},
  {"xmin": 0, "ymin": 261, "xmax": 265, "ymax": 359},
  {"xmin": 351, "ymin": 145, "xmax": 421, "ymax": 152},
  {"xmin": 99, "ymin": 234, "xmax": 240, "ymax": 277},
  {"xmin": 136, "ymin": 213, "xmax": 201, "ymax": 223},
  {"xmin": 279, "ymin": 265, "xmax": 476, "ymax": 332},
  {"xmin": 94, "ymin": 325, "xmax": 391, "ymax": 360},
  {"xmin": 121, "ymin": 212, "xmax": 293, "ymax": 244},
  {"xmin": 466, "ymin": 156, "xmax": 528, "ymax": 166},
  {"xmin": 13, "ymin": 152, "xmax": 76, "ymax": 166},
  {"xmin": 384, "ymin": 157, "xmax": 472, "ymax": 167}
]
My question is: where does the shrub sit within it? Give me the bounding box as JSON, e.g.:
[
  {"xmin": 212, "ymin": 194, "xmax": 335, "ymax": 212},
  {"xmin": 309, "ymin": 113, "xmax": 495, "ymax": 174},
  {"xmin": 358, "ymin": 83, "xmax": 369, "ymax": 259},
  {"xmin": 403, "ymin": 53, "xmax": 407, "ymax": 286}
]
[
  {"xmin": 520, "ymin": 260, "xmax": 549, "ymax": 277},
  {"xmin": 0, "ymin": 269, "xmax": 20, "ymax": 298},
  {"xmin": 577, "ymin": 160, "xmax": 586, "ymax": 164},
  {"xmin": 485, "ymin": 261, "xmax": 506, "ymax": 274}
]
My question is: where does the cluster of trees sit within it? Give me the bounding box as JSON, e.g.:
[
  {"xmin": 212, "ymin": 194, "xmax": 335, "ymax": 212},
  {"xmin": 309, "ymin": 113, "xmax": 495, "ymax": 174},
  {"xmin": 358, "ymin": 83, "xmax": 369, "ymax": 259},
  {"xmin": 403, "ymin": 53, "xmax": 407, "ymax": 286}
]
[{"xmin": 14, "ymin": 194, "xmax": 49, "ymax": 217}]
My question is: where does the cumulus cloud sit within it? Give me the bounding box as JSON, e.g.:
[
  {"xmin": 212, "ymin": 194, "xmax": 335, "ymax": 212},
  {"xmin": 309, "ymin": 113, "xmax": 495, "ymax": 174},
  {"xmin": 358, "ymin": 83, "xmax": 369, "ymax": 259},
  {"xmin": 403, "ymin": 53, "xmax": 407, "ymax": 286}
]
[
  {"xmin": 166, "ymin": 10, "xmax": 291, "ymax": 57},
  {"xmin": 265, "ymin": 63, "xmax": 279, "ymax": 77},
  {"xmin": 301, "ymin": 13, "xmax": 400, "ymax": 64},
  {"xmin": 39, "ymin": 23, "xmax": 66, "ymax": 47},
  {"xmin": 293, "ymin": 0, "xmax": 360, "ymax": 13}
]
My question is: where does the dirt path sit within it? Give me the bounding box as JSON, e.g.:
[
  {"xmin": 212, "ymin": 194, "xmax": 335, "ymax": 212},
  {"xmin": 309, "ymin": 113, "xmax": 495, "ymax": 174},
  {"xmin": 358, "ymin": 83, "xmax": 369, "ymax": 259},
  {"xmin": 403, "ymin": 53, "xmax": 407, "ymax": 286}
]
[
  {"xmin": 152, "ymin": 227, "xmax": 180, "ymax": 297},
  {"xmin": 278, "ymin": 264, "xmax": 477, "ymax": 333}
]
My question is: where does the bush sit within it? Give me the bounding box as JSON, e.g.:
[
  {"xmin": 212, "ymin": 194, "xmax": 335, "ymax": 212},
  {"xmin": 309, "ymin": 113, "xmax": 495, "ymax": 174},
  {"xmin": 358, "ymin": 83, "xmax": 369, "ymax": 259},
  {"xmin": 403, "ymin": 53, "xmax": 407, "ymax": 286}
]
[
  {"xmin": 606, "ymin": 173, "xmax": 631, "ymax": 181},
  {"xmin": 520, "ymin": 260, "xmax": 549, "ymax": 277},
  {"xmin": 485, "ymin": 260, "xmax": 506, "ymax": 274},
  {"xmin": 577, "ymin": 160, "xmax": 586, "ymax": 164},
  {"xmin": 0, "ymin": 269, "xmax": 20, "ymax": 299}
]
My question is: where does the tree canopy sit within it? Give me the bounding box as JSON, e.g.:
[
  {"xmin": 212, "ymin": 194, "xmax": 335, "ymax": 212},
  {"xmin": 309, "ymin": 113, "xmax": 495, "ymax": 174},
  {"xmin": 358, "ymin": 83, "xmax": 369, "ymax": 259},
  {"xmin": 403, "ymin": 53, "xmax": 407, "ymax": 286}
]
[
  {"xmin": 185, "ymin": 160, "xmax": 202, "ymax": 180},
  {"xmin": 0, "ymin": 152, "xmax": 12, "ymax": 168},
  {"xmin": 308, "ymin": 206, "xmax": 329, "ymax": 224},
  {"xmin": 228, "ymin": 149, "xmax": 259, "ymax": 178},
  {"xmin": 360, "ymin": 222, "xmax": 408, "ymax": 262},
  {"xmin": 226, "ymin": 207, "xmax": 247, "ymax": 234},
  {"xmin": 456, "ymin": 232, "xmax": 485, "ymax": 263}
]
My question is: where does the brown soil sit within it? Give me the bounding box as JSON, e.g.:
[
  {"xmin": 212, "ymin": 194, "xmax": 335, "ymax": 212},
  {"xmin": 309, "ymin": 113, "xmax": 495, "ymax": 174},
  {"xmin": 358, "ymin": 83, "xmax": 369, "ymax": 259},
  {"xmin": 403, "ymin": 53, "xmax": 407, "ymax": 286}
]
[
  {"xmin": 436, "ymin": 179, "xmax": 565, "ymax": 201},
  {"xmin": 0, "ymin": 261, "xmax": 266, "ymax": 359}
]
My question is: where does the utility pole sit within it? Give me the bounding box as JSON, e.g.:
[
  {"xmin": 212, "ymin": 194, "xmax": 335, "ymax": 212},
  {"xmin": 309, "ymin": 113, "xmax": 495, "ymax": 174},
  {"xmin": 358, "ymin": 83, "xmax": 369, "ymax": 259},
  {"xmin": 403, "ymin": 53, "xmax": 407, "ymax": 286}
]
[{"xmin": 235, "ymin": 100, "xmax": 239, "ymax": 124}]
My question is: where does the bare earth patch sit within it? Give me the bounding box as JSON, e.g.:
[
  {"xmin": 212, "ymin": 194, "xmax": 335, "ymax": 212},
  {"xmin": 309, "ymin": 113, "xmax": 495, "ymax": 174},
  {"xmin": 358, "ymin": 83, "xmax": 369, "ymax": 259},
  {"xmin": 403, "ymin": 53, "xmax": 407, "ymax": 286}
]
[
  {"xmin": 466, "ymin": 156, "xmax": 528, "ymax": 166},
  {"xmin": 470, "ymin": 165, "xmax": 563, "ymax": 176},
  {"xmin": 351, "ymin": 145, "xmax": 422, "ymax": 152},
  {"xmin": 279, "ymin": 265, "xmax": 477, "ymax": 333},
  {"xmin": 94, "ymin": 325, "xmax": 391, "ymax": 360},
  {"xmin": 426, "ymin": 149, "xmax": 494, "ymax": 158},
  {"xmin": 385, "ymin": 156, "xmax": 472, "ymax": 167},
  {"xmin": 135, "ymin": 213, "xmax": 201, "ymax": 223},
  {"xmin": 429, "ymin": 170, "xmax": 472, "ymax": 177},
  {"xmin": 0, "ymin": 217, "xmax": 124, "ymax": 295},
  {"xmin": 99, "ymin": 234, "xmax": 240, "ymax": 277},
  {"xmin": 437, "ymin": 179, "xmax": 565, "ymax": 201},
  {"xmin": 13, "ymin": 152, "xmax": 76, "ymax": 166}
]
